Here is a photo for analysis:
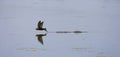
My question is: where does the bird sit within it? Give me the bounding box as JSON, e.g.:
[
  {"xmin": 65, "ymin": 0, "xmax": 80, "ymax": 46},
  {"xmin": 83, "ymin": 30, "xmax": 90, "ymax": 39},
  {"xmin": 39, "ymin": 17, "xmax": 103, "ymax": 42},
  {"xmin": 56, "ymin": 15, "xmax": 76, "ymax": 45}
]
[
  {"xmin": 36, "ymin": 21, "xmax": 47, "ymax": 32},
  {"xmin": 36, "ymin": 34, "xmax": 47, "ymax": 45}
]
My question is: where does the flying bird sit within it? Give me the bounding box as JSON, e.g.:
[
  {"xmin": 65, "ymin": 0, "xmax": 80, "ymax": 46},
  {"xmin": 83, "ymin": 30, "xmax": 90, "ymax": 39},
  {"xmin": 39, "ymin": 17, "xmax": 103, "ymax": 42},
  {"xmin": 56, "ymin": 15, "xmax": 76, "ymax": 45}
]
[{"xmin": 36, "ymin": 21, "xmax": 47, "ymax": 31}]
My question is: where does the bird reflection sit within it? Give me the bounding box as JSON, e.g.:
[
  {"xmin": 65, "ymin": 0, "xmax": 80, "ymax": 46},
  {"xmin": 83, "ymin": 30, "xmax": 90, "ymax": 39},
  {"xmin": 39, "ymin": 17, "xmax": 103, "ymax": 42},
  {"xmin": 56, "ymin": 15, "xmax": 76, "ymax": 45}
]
[{"xmin": 36, "ymin": 34, "xmax": 47, "ymax": 45}]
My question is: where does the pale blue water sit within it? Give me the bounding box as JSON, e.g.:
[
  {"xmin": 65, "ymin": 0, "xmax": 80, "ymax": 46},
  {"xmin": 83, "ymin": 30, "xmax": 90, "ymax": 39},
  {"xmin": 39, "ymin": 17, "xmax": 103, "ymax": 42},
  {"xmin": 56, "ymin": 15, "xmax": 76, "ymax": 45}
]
[{"xmin": 0, "ymin": 0, "xmax": 120, "ymax": 57}]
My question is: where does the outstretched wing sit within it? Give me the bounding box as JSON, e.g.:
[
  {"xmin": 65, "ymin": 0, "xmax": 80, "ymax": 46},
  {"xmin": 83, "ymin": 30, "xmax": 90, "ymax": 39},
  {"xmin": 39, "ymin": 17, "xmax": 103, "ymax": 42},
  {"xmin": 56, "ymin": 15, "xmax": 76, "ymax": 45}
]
[{"xmin": 38, "ymin": 21, "xmax": 43, "ymax": 28}]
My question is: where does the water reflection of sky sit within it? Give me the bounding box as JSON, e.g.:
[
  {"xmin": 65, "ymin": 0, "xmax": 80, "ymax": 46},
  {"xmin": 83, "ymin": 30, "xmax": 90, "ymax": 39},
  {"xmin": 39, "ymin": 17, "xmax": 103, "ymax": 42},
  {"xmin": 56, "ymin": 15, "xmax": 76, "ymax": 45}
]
[{"xmin": 0, "ymin": 0, "xmax": 120, "ymax": 57}]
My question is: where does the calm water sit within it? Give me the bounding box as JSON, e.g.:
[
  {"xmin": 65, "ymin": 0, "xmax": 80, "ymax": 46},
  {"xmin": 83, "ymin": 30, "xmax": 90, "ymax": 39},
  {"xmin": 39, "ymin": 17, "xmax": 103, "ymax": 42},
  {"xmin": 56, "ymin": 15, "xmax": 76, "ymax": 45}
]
[{"xmin": 0, "ymin": 0, "xmax": 120, "ymax": 57}]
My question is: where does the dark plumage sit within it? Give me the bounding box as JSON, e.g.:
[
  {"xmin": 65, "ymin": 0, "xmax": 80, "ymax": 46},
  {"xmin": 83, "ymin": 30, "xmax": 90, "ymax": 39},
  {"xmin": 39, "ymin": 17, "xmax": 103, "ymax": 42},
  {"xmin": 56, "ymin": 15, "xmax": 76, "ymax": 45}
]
[
  {"xmin": 36, "ymin": 34, "xmax": 46, "ymax": 45},
  {"xmin": 36, "ymin": 21, "xmax": 47, "ymax": 31}
]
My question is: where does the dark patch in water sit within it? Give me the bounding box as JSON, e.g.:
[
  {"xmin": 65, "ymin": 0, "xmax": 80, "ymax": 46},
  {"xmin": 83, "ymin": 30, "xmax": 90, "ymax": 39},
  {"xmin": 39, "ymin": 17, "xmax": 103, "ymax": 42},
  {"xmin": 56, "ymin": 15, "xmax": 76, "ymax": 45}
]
[{"xmin": 55, "ymin": 31, "xmax": 87, "ymax": 34}]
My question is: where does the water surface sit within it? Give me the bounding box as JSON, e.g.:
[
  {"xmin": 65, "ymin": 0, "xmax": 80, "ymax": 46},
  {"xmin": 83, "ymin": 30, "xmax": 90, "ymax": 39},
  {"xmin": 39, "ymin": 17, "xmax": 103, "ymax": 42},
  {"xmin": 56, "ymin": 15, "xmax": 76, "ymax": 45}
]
[{"xmin": 0, "ymin": 0, "xmax": 120, "ymax": 57}]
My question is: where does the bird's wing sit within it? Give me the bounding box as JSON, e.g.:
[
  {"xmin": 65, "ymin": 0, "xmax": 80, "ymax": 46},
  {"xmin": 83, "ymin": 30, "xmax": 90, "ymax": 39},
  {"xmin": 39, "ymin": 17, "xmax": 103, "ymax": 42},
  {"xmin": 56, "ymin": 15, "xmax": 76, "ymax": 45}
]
[
  {"xmin": 40, "ymin": 22, "xmax": 43, "ymax": 28},
  {"xmin": 38, "ymin": 21, "xmax": 43, "ymax": 28},
  {"xmin": 37, "ymin": 21, "xmax": 41, "ymax": 28}
]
